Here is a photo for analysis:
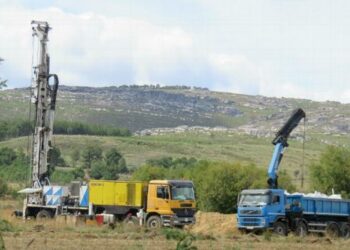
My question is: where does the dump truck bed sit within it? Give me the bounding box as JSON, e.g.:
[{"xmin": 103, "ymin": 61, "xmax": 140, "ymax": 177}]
[
  {"xmin": 287, "ymin": 195, "xmax": 350, "ymax": 217},
  {"xmin": 89, "ymin": 180, "xmax": 147, "ymax": 207}
]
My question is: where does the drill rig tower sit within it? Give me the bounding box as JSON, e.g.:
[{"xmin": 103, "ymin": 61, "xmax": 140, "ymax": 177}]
[{"xmin": 31, "ymin": 21, "xmax": 59, "ymax": 188}]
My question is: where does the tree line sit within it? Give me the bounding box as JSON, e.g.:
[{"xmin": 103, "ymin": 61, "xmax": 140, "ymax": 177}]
[
  {"xmin": 0, "ymin": 120, "xmax": 131, "ymax": 141},
  {"xmin": 1, "ymin": 144, "xmax": 350, "ymax": 213}
]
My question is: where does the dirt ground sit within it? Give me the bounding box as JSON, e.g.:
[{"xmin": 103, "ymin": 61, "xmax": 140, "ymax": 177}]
[{"xmin": 1, "ymin": 200, "xmax": 349, "ymax": 250}]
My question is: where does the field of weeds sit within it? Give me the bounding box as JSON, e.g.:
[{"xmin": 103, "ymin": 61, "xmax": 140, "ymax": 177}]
[{"xmin": 1, "ymin": 199, "xmax": 349, "ymax": 250}]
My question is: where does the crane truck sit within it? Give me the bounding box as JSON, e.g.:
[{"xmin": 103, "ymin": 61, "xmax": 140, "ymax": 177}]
[
  {"xmin": 18, "ymin": 21, "xmax": 196, "ymax": 228},
  {"xmin": 237, "ymin": 108, "xmax": 350, "ymax": 238}
]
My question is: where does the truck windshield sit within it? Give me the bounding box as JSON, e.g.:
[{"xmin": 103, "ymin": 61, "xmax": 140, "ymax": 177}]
[
  {"xmin": 239, "ymin": 194, "xmax": 269, "ymax": 206},
  {"xmin": 171, "ymin": 186, "xmax": 195, "ymax": 201}
]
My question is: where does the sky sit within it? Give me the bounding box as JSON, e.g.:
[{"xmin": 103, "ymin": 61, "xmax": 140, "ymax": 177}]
[{"xmin": 1, "ymin": 0, "xmax": 350, "ymax": 103}]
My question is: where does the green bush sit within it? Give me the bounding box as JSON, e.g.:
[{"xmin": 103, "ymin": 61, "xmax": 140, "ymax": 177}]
[
  {"xmin": 310, "ymin": 146, "xmax": 350, "ymax": 197},
  {"xmin": 190, "ymin": 161, "xmax": 266, "ymax": 213}
]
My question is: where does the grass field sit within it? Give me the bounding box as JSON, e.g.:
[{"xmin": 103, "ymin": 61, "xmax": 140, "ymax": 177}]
[{"xmin": 1, "ymin": 131, "xmax": 347, "ymax": 190}]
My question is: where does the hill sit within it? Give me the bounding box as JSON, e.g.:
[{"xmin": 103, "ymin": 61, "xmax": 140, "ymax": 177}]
[{"xmin": 1, "ymin": 85, "xmax": 350, "ymax": 138}]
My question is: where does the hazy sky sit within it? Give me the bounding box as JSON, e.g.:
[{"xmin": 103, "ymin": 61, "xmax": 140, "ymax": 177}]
[{"xmin": 1, "ymin": 0, "xmax": 350, "ymax": 102}]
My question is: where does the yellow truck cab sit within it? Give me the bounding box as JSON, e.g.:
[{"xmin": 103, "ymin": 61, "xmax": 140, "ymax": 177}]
[
  {"xmin": 146, "ymin": 180, "xmax": 196, "ymax": 228},
  {"xmin": 88, "ymin": 179, "xmax": 196, "ymax": 228}
]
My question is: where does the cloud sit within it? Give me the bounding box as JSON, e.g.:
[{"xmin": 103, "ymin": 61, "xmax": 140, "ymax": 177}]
[
  {"xmin": 1, "ymin": 0, "xmax": 350, "ymax": 103},
  {"xmin": 0, "ymin": 4, "xmax": 194, "ymax": 87}
]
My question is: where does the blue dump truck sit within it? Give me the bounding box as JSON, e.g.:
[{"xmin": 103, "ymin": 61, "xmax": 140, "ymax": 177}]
[
  {"xmin": 238, "ymin": 189, "xmax": 350, "ymax": 237},
  {"xmin": 237, "ymin": 108, "xmax": 350, "ymax": 238}
]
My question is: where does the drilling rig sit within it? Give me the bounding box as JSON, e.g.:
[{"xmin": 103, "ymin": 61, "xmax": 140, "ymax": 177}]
[{"xmin": 30, "ymin": 20, "xmax": 59, "ymax": 189}]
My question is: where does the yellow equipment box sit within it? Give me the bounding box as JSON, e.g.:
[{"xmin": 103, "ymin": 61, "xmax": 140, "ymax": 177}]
[{"xmin": 89, "ymin": 180, "xmax": 146, "ymax": 207}]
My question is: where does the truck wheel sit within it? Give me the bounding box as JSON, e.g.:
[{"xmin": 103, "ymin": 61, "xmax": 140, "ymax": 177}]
[
  {"xmin": 36, "ymin": 210, "xmax": 52, "ymax": 220},
  {"xmin": 273, "ymin": 221, "xmax": 288, "ymax": 236},
  {"xmin": 147, "ymin": 215, "xmax": 162, "ymax": 229},
  {"xmin": 295, "ymin": 222, "xmax": 308, "ymax": 237},
  {"xmin": 326, "ymin": 222, "xmax": 340, "ymax": 238},
  {"xmin": 341, "ymin": 223, "xmax": 350, "ymax": 238}
]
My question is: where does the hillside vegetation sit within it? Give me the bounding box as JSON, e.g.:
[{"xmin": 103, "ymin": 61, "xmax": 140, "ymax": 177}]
[
  {"xmin": 0, "ymin": 132, "xmax": 327, "ymax": 189},
  {"xmin": 1, "ymin": 85, "xmax": 350, "ymax": 136}
]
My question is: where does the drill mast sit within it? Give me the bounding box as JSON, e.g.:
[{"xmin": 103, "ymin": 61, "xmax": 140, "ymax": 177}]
[{"xmin": 31, "ymin": 21, "xmax": 59, "ymax": 188}]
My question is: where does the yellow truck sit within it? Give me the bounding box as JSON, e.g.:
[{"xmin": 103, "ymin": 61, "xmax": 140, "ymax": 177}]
[{"xmin": 88, "ymin": 179, "xmax": 196, "ymax": 228}]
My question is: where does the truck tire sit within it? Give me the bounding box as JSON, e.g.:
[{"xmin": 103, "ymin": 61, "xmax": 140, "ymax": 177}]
[
  {"xmin": 273, "ymin": 221, "xmax": 288, "ymax": 236},
  {"xmin": 147, "ymin": 215, "xmax": 162, "ymax": 229},
  {"xmin": 36, "ymin": 210, "xmax": 52, "ymax": 220},
  {"xmin": 295, "ymin": 222, "xmax": 308, "ymax": 237},
  {"xmin": 326, "ymin": 222, "xmax": 340, "ymax": 238},
  {"xmin": 341, "ymin": 223, "xmax": 350, "ymax": 238}
]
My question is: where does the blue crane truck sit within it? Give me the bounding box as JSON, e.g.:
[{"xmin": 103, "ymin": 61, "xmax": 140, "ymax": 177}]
[{"xmin": 237, "ymin": 109, "xmax": 350, "ymax": 238}]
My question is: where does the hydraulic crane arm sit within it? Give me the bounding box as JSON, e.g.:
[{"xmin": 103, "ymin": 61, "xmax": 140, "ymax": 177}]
[{"xmin": 267, "ymin": 108, "xmax": 305, "ymax": 189}]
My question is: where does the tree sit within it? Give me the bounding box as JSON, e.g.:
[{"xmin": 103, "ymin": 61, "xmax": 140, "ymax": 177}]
[
  {"xmin": 189, "ymin": 161, "xmax": 266, "ymax": 213},
  {"xmin": 105, "ymin": 148, "xmax": 127, "ymax": 173},
  {"xmin": 82, "ymin": 144, "xmax": 102, "ymax": 168},
  {"xmin": 47, "ymin": 146, "xmax": 66, "ymax": 177},
  {"xmin": 310, "ymin": 146, "xmax": 350, "ymax": 197},
  {"xmin": 90, "ymin": 148, "xmax": 127, "ymax": 180},
  {"xmin": 0, "ymin": 58, "xmax": 7, "ymax": 89},
  {"xmin": 132, "ymin": 165, "xmax": 166, "ymax": 181}
]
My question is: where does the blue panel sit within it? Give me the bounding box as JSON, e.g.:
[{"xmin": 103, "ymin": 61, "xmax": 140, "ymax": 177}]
[{"xmin": 79, "ymin": 186, "xmax": 89, "ymax": 207}]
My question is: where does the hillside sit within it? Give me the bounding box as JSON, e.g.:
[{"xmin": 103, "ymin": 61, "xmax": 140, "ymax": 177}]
[
  {"xmin": 1, "ymin": 85, "xmax": 350, "ymax": 189},
  {"xmin": 1, "ymin": 85, "xmax": 350, "ymax": 138},
  {"xmin": 0, "ymin": 132, "xmax": 326, "ymax": 189}
]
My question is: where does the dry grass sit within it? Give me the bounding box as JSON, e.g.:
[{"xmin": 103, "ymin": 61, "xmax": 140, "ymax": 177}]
[{"xmin": 1, "ymin": 199, "xmax": 349, "ymax": 249}]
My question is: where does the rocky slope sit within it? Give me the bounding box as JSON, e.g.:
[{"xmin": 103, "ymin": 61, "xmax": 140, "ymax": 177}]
[{"xmin": 1, "ymin": 85, "xmax": 349, "ymax": 137}]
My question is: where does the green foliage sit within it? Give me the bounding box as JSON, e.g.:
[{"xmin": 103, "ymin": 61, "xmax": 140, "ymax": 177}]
[
  {"xmin": 146, "ymin": 157, "xmax": 197, "ymax": 169},
  {"xmin": 50, "ymin": 166, "xmax": 86, "ymax": 184},
  {"xmin": 131, "ymin": 165, "xmax": 166, "ymax": 181},
  {"xmin": 278, "ymin": 170, "xmax": 296, "ymax": 192},
  {"xmin": 0, "ymin": 120, "xmax": 131, "ymax": 142},
  {"xmin": 0, "ymin": 219, "xmax": 14, "ymax": 232},
  {"xmin": 132, "ymin": 157, "xmax": 294, "ymax": 213},
  {"xmin": 90, "ymin": 148, "xmax": 127, "ymax": 180},
  {"xmin": 190, "ymin": 162, "xmax": 266, "ymax": 213},
  {"xmin": 0, "ymin": 147, "xmax": 28, "ymax": 181},
  {"xmin": 70, "ymin": 148, "xmax": 80, "ymax": 167},
  {"xmin": 105, "ymin": 148, "xmax": 127, "ymax": 173},
  {"xmin": 0, "ymin": 178, "xmax": 8, "ymax": 197},
  {"xmin": 54, "ymin": 120, "xmax": 131, "ymax": 137},
  {"xmin": 47, "ymin": 146, "xmax": 66, "ymax": 177},
  {"xmin": 0, "ymin": 147, "xmax": 17, "ymax": 165},
  {"xmin": 82, "ymin": 144, "xmax": 103, "ymax": 169},
  {"xmin": 162, "ymin": 228, "xmax": 189, "ymax": 241},
  {"xmin": 0, "ymin": 120, "xmax": 33, "ymax": 141},
  {"xmin": 161, "ymin": 228, "xmax": 197, "ymax": 250},
  {"xmin": 310, "ymin": 146, "xmax": 350, "ymax": 197}
]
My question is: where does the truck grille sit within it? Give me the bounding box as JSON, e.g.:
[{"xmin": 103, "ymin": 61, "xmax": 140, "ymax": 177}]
[
  {"xmin": 239, "ymin": 209, "xmax": 261, "ymax": 215},
  {"xmin": 172, "ymin": 208, "xmax": 195, "ymax": 217},
  {"xmin": 241, "ymin": 217, "xmax": 261, "ymax": 226}
]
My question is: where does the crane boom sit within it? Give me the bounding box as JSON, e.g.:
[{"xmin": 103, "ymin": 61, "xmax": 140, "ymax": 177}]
[
  {"xmin": 267, "ymin": 108, "xmax": 305, "ymax": 189},
  {"xmin": 31, "ymin": 20, "xmax": 59, "ymax": 188}
]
